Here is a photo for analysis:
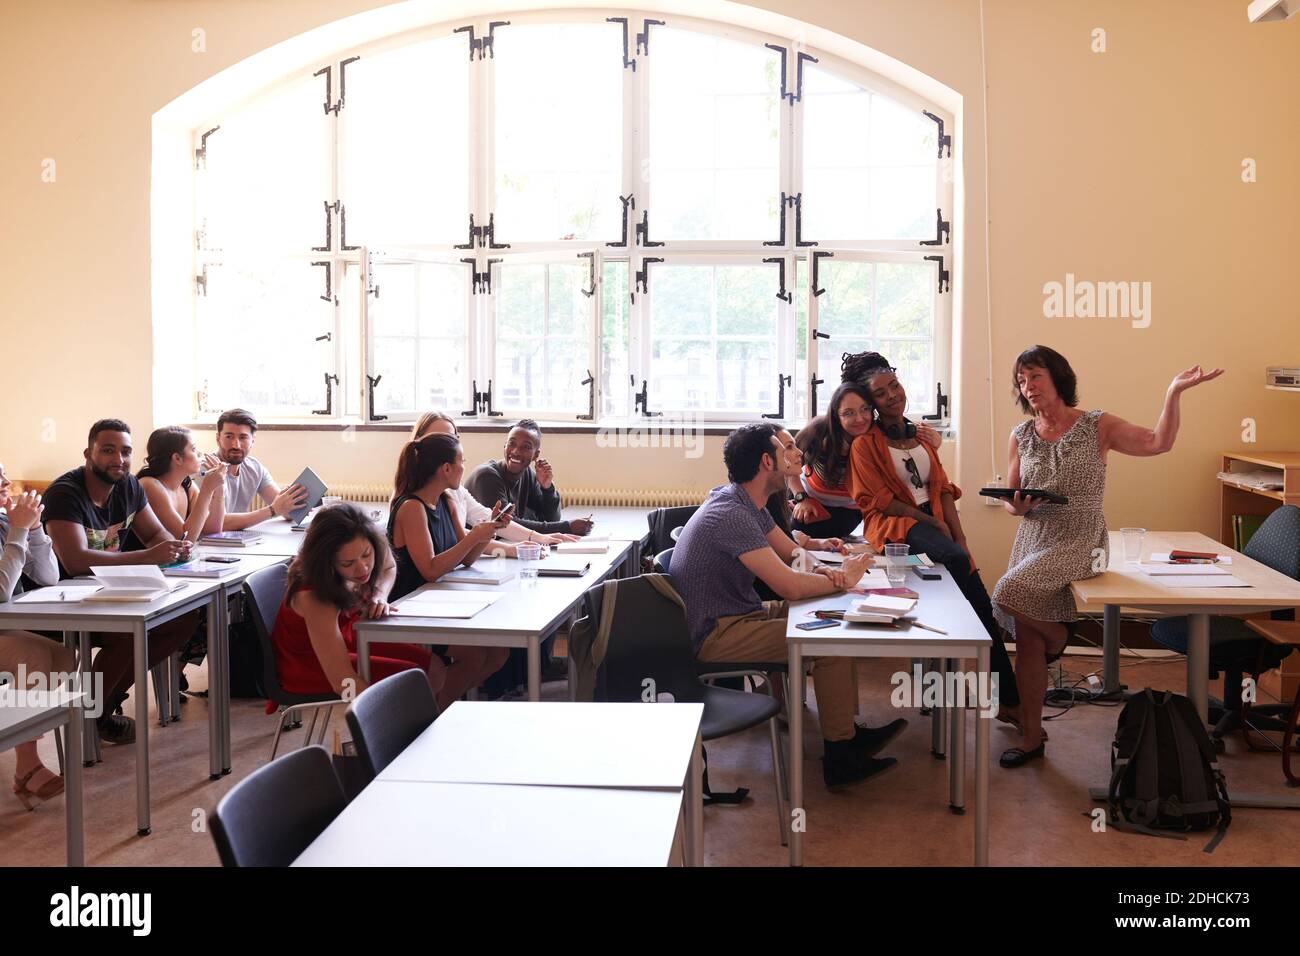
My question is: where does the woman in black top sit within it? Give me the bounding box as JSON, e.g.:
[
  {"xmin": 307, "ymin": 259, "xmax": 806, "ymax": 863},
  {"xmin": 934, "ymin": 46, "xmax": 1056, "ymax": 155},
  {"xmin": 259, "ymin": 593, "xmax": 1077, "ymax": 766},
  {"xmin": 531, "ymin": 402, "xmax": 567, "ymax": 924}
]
[{"xmin": 388, "ymin": 433, "xmax": 511, "ymax": 706}]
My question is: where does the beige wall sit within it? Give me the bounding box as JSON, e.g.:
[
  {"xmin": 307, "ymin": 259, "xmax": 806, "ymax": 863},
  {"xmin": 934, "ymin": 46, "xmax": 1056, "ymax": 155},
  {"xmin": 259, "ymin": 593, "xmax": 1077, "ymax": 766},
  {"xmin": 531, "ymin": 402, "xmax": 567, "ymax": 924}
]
[{"xmin": 3, "ymin": 0, "xmax": 1299, "ymax": 573}]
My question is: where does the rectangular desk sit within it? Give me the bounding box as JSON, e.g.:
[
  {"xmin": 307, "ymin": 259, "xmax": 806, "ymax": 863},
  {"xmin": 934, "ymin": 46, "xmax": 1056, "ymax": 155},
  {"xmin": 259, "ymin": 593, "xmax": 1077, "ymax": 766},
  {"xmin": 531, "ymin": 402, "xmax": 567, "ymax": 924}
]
[
  {"xmin": 786, "ymin": 568, "xmax": 992, "ymax": 866},
  {"xmin": 1074, "ymin": 531, "xmax": 1300, "ymax": 721},
  {"xmin": 0, "ymin": 690, "xmax": 84, "ymax": 865},
  {"xmin": 293, "ymin": 781, "xmax": 683, "ymax": 867},
  {"xmin": 562, "ymin": 505, "xmax": 652, "ymax": 573},
  {"xmin": 354, "ymin": 541, "xmax": 633, "ymax": 700},
  {"xmin": 0, "ymin": 580, "xmax": 223, "ymax": 835},
  {"xmin": 376, "ymin": 700, "xmax": 706, "ymax": 865}
]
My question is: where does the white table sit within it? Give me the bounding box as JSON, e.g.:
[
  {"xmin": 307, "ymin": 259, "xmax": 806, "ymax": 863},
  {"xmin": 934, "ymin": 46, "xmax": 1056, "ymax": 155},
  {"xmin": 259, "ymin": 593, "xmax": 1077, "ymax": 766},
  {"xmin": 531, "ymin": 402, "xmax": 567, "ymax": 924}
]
[
  {"xmin": 786, "ymin": 568, "xmax": 992, "ymax": 866},
  {"xmin": 354, "ymin": 542, "xmax": 633, "ymax": 701},
  {"xmin": 0, "ymin": 580, "xmax": 223, "ymax": 835},
  {"xmin": 1074, "ymin": 531, "xmax": 1300, "ymax": 720},
  {"xmin": 0, "ymin": 690, "xmax": 84, "ymax": 865},
  {"xmin": 562, "ymin": 505, "xmax": 652, "ymax": 573},
  {"xmin": 293, "ymin": 781, "xmax": 683, "ymax": 866},
  {"xmin": 376, "ymin": 700, "xmax": 706, "ymax": 865}
]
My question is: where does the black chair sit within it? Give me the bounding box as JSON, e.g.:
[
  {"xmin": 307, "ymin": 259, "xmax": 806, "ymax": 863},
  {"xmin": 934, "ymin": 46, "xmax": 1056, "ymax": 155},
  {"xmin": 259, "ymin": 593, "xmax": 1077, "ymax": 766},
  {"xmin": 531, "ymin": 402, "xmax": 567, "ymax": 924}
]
[
  {"xmin": 345, "ymin": 669, "xmax": 439, "ymax": 782},
  {"xmin": 1151, "ymin": 505, "xmax": 1300, "ymax": 751},
  {"xmin": 647, "ymin": 506, "xmax": 699, "ymax": 557},
  {"xmin": 242, "ymin": 563, "xmax": 343, "ymax": 758},
  {"xmin": 587, "ymin": 577, "xmax": 789, "ymax": 846},
  {"xmin": 210, "ymin": 744, "xmax": 346, "ymax": 867},
  {"xmin": 653, "ymin": 547, "xmax": 673, "ymax": 574}
]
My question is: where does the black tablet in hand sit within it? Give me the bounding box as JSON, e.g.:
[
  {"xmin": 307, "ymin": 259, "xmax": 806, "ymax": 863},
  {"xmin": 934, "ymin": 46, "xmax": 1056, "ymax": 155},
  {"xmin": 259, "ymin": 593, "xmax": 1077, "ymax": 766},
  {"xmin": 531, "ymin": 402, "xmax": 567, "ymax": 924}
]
[{"xmin": 979, "ymin": 487, "xmax": 1069, "ymax": 505}]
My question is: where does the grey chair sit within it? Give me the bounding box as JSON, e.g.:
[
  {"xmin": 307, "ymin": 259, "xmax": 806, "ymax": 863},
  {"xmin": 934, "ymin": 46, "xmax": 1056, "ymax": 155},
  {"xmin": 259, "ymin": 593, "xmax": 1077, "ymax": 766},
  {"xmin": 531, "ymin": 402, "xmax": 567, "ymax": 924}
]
[
  {"xmin": 345, "ymin": 668, "xmax": 439, "ymax": 782},
  {"xmin": 242, "ymin": 563, "xmax": 343, "ymax": 758},
  {"xmin": 210, "ymin": 744, "xmax": 346, "ymax": 867}
]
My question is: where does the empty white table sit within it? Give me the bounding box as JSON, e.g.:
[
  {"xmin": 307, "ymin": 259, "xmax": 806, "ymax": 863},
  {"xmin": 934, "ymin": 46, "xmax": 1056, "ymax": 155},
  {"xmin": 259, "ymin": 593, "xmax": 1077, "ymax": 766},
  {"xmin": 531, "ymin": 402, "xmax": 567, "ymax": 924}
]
[
  {"xmin": 0, "ymin": 690, "xmax": 84, "ymax": 865},
  {"xmin": 0, "ymin": 579, "xmax": 223, "ymax": 835},
  {"xmin": 786, "ymin": 567, "xmax": 992, "ymax": 866},
  {"xmin": 293, "ymin": 781, "xmax": 683, "ymax": 867},
  {"xmin": 377, "ymin": 701, "xmax": 706, "ymax": 865},
  {"xmin": 354, "ymin": 542, "xmax": 633, "ymax": 700}
]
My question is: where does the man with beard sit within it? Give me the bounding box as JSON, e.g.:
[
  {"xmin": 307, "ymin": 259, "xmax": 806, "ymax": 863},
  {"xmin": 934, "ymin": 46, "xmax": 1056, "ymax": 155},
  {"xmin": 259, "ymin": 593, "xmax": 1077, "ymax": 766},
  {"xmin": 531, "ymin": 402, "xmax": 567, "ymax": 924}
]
[
  {"xmin": 42, "ymin": 419, "xmax": 202, "ymax": 743},
  {"xmin": 464, "ymin": 419, "xmax": 593, "ymax": 536},
  {"xmin": 204, "ymin": 408, "xmax": 307, "ymax": 531}
]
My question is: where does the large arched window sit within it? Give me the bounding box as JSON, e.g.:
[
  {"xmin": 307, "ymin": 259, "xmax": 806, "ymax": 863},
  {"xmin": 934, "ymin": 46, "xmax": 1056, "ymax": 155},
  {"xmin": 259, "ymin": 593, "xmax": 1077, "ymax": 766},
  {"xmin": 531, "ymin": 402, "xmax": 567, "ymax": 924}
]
[{"xmin": 189, "ymin": 10, "xmax": 953, "ymax": 424}]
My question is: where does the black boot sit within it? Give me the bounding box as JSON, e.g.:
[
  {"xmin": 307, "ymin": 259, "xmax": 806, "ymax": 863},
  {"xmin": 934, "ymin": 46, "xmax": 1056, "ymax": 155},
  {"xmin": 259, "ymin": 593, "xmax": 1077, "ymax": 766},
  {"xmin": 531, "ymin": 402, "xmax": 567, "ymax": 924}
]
[
  {"xmin": 822, "ymin": 738, "xmax": 897, "ymax": 790},
  {"xmin": 853, "ymin": 717, "xmax": 908, "ymax": 756}
]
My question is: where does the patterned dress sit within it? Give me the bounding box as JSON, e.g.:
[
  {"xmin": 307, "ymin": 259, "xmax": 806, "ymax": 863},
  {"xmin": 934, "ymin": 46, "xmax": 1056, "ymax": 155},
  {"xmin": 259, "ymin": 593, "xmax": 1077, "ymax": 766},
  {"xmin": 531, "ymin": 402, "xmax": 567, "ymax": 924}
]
[{"xmin": 992, "ymin": 409, "xmax": 1109, "ymax": 634}]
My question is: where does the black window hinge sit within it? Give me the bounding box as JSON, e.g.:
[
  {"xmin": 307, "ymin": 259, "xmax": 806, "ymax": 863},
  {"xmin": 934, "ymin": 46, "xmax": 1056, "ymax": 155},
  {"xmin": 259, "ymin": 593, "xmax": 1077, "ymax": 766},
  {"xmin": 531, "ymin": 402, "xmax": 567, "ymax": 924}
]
[
  {"xmin": 311, "ymin": 260, "xmax": 336, "ymax": 304},
  {"xmin": 634, "ymin": 379, "xmax": 662, "ymax": 417},
  {"xmin": 313, "ymin": 373, "xmax": 339, "ymax": 416},
  {"xmin": 462, "ymin": 257, "xmax": 499, "ymax": 295},
  {"xmin": 364, "ymin": 251, "xmax": 380, "ymax": 298},
  {"xmin": 810, "ymin": 374, "xmax": 825, "ymax": 416},
  {"xmin": 195, "ymin": 265, "xmax": 209, "ymax": 296},
  {"xmin": 631, "ymin": 256, "xmax": 663, "ymax": 303},
  {"xmin": 578, "ymin": 252, "xmax": 596, "ymax": 297},
  {"xmin": 790, "ymin": 192, "xmax": 815, "ymax": 247},
  {"xmin": 479, "ymin": 213, "xmax": 510, "ymax": 249},
  {"xmin": 635, "ymin": 210, "xmax": 664, "ymax": 248},
  {"xmin": 764, "ymin": 46, "xmax": 818, "ymax": 103},
  {"xmin": 366, "ymin": 374, "xmax": 387, "ymax": 421},
  {"xmin": 577, "ymin": 370, "xmax": 596, "ymax": 421},
  {"xmin": 922, "ymin": 110, "xmax": 953, "ymax": 159},
  {"xmin": 762, "ymin": 374, "xmax": 792, "ymax": 419},
  {"xmin": 338, "ymin": 202, "xmax": 358, "ymax": 251},
  {"xmin": 454, "ymin": 21, "xmax": 509, "ymax": 61},
  {"xmin": 194, "ymin": 126, "xmax": 219, "ymax": 170},
  {"xmin": 481, "ymin": 379, "xmax": 503, "ymax": 417},
  {"xmin": 922, "ymin": 382, "xmax": 950, "ymax": 421},
  {"xmin": 919, "ymin": 208, "xmax": 951, "ymax": 247},
  {"xmin": 812, "ymin": 250, "xmax": 833, "ymax": 296},
  {"xmin": 461, "ymin": 379, "xmax": 481, "ymax": 416},
  {"xmin": 609, "ymin": 17, "xmax": 636, "ymax": 70},
  {"xmin": 454, "ymin": 213, "xmax": 480, "ymax": 250},
  {"xmin": 923, "ymin": 254, "xmax": 950, "ymax": 294},
  {"xmin": 636, "ymin": 19, "xmax": 664, "ymax": 56},
  {"xmin": 763, "ymin": 257, "xmax": 792, "ymax": 303},
  {"xmin": 607, "ymin": 194, "xmax": 635, "ymax": 248},
  {"xmin": 764, "ymin": 191, "xmax": 789, "ymax": 247},
  {"xmin": 313, "ymin": 62, "xmax": 357, "ymax": 115}
]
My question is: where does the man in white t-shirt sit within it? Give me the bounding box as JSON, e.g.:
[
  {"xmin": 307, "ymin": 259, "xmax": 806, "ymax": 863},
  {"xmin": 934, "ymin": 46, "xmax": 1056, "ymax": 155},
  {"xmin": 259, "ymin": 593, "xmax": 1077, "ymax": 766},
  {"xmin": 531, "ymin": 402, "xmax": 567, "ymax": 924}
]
[{"xmin": 203, "ymin": 409, "xmax": 307, "ymax": 530}]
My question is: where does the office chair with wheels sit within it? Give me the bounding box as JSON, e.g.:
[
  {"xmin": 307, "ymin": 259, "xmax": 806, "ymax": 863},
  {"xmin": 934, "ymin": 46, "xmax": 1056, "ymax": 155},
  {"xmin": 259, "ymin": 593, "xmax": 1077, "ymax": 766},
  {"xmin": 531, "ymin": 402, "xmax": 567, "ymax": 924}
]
[
  {"xmin": 345, "ymin": 668, "xmax": 439, "ymax": 783},
  {"xmin": 210, "ymin": 744, "xmax": 346, "ymax": 867},
  {"xmin": 242, "ymin": 563, "xmax": 343, "ymax": 758},
  {"xmin": 1151, "ymin": 505, "xmax": 1300, "ymax": 751}
]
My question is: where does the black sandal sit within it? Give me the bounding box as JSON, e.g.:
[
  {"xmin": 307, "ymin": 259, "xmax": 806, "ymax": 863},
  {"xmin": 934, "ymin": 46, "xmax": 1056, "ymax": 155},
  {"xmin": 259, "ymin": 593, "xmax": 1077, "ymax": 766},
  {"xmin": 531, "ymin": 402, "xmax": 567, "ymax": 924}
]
[{"xmin": 999, "ymin": 742, "xmax": 1045, "ymax": 768}]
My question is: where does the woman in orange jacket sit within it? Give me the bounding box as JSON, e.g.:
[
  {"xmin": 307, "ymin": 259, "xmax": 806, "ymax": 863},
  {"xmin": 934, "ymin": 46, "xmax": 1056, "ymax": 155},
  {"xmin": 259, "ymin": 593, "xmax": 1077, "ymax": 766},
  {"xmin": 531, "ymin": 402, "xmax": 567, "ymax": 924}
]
[{"xmin": 845, "ymin": 353, "xmax": 1022, "ymax": 730}]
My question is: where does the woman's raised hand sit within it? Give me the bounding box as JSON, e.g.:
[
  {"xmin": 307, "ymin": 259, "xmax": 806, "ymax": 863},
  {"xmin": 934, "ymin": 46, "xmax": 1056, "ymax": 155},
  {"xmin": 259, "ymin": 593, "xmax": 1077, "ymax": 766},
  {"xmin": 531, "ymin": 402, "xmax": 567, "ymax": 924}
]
[{"xmin": 1169, "ymin": 365, "xmax": 1224, "ymax": 394}]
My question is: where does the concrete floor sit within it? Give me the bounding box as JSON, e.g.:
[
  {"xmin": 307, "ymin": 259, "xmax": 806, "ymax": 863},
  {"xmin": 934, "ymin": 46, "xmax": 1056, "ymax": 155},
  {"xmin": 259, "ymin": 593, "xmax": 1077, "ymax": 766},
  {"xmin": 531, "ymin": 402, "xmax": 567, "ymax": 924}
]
[{"xmin": 2, "ymin": 651, "xmax": 1298, "ymax": 867}]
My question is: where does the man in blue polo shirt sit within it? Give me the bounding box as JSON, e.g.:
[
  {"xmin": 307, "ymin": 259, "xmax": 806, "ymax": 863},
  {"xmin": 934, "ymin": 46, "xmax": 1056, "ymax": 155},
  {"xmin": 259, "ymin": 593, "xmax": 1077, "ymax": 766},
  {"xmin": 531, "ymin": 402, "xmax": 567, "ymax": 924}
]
[{"xmin": 672, "ymin": 422, "xmax": 906, "ymax": 789}]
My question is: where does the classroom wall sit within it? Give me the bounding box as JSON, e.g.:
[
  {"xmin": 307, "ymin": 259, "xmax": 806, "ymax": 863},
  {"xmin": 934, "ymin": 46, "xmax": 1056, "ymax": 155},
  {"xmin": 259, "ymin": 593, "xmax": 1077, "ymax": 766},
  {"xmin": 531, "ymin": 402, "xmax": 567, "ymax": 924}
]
[{"xmin": 2, "ymin": 0, "xmax": 1298, "ymax": 573}]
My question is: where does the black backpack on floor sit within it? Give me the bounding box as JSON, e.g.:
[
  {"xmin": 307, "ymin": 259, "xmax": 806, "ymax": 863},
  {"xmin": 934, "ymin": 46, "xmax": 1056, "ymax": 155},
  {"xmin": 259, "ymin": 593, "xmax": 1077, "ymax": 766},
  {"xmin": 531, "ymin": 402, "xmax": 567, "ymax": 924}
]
[{"xmin": 1107, "ymin": 688, "xmax": 1231, "ymax": 852}]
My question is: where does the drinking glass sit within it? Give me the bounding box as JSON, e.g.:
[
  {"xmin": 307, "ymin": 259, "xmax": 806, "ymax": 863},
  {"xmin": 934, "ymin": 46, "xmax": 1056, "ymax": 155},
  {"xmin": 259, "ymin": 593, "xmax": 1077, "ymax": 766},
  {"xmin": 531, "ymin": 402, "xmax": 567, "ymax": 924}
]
[
  {"xmin": 884, "ymin": 542, "xmax": 910, "ymax": 587},
  {"xmin": 1120, "ymin": 527, "xmax": 1146, "ymax": 565}
]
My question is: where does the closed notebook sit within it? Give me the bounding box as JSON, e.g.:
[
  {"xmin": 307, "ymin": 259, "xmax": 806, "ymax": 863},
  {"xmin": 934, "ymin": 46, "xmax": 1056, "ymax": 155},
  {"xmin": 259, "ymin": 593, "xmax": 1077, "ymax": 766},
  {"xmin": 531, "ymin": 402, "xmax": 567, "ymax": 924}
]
[
  {"xmin": 853, "ymin": 594, "xmax": 917, "ymax": 617},
  {"xmin": 439, "ymin": 565, "xmax": 517, "ymax": 585},
  {"xmin": 201, "ymin": 531, "xmax": 264, "ymax": 547},
  {"xmin": 536, "ymin": 556, "xmax": 592, "ymax": 577},
  {"xmin": 162, "ymin": 559, "xmax": 242, "ymax": 578},
  {"xmin": 554, "ymin": 541, "xmax": 609, "ymax": 554},
  {"xmin": 389, "ymin": 598, "xmax": 495, "ymax": 619},
  {"xmin": 871, "ymin": 553, "xmax": 935, "ymax": 568}
]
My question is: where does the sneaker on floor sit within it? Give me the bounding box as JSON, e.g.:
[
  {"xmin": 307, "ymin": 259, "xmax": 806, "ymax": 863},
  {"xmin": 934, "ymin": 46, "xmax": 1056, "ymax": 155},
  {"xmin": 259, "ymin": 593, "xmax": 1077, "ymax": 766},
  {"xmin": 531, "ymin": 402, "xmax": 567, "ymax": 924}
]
[
  {"xmin": 852, "ymin": 717, "xmax": 908, "ymax": 756},
  {"xmin": 98, "ymin": 714, "xmax": 136, "ymax": 745},
  {"xmin": 822, "ymin": 739, "xmax": 898, "ymax": 790}
]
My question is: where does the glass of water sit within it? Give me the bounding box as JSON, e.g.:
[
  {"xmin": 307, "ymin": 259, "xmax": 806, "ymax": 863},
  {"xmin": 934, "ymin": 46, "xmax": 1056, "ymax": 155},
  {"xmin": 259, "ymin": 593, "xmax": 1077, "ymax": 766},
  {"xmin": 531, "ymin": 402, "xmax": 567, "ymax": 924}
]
[
  {"xmin": 1120, "ymin": 527, "xmax": 1146, "ymax": 565},
  {"xmin": 884, "ymin": 543, "xmax": 910, "ymax": 587},
  {"xmin": 517, "ymin": 541, "xmax": 544, "ymax": 582}
]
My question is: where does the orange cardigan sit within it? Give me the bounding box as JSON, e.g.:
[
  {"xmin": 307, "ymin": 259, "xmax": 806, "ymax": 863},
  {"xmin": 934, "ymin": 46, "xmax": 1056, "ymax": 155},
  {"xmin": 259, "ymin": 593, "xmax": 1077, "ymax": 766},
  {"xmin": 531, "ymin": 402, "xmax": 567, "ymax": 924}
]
[{"xmin": 848, "ymin": 427, "xmax": 962, "ymax": 551}]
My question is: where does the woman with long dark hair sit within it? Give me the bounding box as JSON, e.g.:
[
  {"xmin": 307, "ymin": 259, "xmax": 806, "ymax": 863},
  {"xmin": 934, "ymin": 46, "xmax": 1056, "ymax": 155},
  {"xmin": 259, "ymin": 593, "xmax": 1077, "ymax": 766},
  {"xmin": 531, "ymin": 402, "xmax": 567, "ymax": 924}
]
[
  {"xmin": 137, "ymin": 426, "xmax": 226, "ymax": 542},
  {"xmin": 270, "ymin": 503, "xmax": 445, "ymax": 701},
  {"xmin": 388, "ymin": 434, "xmax": 510, "ymax": 707},
  {"xmin": 991, "ymin": 346, "xmax": 1222, "ymax": 767}
]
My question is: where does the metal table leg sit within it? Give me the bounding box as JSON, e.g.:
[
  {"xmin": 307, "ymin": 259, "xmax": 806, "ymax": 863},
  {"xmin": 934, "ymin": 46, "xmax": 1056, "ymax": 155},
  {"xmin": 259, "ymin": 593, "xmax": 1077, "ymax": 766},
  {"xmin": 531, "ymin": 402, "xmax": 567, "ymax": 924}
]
[
  {"xmin": 207, "ymin": 594, "xmax": 223, "ymax": 779},
  {"xmin": 134, "ymin": 624, "xmax": 151, "ymax": 836},
  {"xmin": 1103, "ymin": 604, "xmax": 1121, "ymax": 694},
  {"xmin": 949, "ymin": 659, "xmax": 966, "ymax": 813},
  {"xmin": 527, "ymin": 635, "xmax": 541, "ymax": 702},
  {"xmin": 788, "ymin": 642, "xmax": 804, "ymax": 866},
  {"xmin": 684, "ymin": 730, "xmax": 704, "ymax": 866},
  {"xmin": 64, "ymin": 696, "xmax": 84, "ymax": 866},
  {"xmin": 1188, "ymin": 612, "xmax": 1210, "ymax": 725},
  {"xmin": 975, "ymin": 646, "xmax": 990, "ymax": 866}
]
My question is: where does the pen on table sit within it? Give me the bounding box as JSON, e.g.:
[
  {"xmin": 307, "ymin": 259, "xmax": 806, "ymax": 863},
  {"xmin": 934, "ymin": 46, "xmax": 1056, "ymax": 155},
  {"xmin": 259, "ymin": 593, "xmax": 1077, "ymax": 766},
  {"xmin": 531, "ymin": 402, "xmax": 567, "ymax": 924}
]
[{"xmin": 910, "ymin": 620, "xmax": 948, "ymax": 635}]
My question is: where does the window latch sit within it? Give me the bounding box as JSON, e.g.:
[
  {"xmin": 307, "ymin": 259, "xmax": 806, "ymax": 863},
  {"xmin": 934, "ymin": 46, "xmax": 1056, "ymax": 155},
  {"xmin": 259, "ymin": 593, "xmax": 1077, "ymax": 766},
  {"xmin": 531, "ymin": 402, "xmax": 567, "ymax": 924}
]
[
  {"xmin": 632, "ymin": 257, "xmax": 663, "ymax": 303},
  {"xmin": 636, "ymin": 19, "xmax": 664, "ymax": 56},
  {"xmin": 812, "ymin": 250, "xmax": 833, "ymax": 296},
  {"xmin": 461, "ymin": 379, "xmax": 481, "ymax": 417},
  {"xmin": 634, "ymin": 210, "xmax": 663, "ymax": 248},
  {"xmin": 922, "ymin": 110, "xmax": 953, "ymax": 158},
  {"xmin": 919, "ymin": 208, "xmax": 951, "ymax": 247},
  {"xmin": 607, "ymin": 194, "xmax": 635, "ymax": 248},
  {"xmin": 313, "ymin": 373, "xmax": 339, "ymax": 416},
  {"xmin": 578, "ymin": 370, "xmax": 596, "ymax": 421},
  {"xmin": 810, "ymin": 375, "xmax": 825, "ymax": 416},
  {"xmin": 791, "ymin": 192, "xmax": 815, "ymax": 247},
  {"xmin": 763, "ymin": 256, "xmax": 792, "ymax": 303},
  {"xmin": 923, "ymin": 255, "xmax": 950, "ymax": 294},
  {"xmin": 764, "ymin": 191, "xmax": 788, "ymax": 247},
  {"xmin": 194, "ymin": 126, "xmax": 219, "ymax": 170},
  {"xmin": 634, "ymin": 379, "xmax": 662, "ymax": 418},
  {"xmin": 454, "ymin": 23, "xmax": 509, "ymax": 61},
  {"xmin": 311, "ymin": 260, "xmax": 336, "ymax": 304},
  {"xmin": 366, "ymin": 374, "xmax": 387, "ymax": 421},
  {"xmin": 578, "ymin": 252, "xmax": 596, "ymax": 297},
  {"xmin": 482, "ymin": 379, "xmax": 503, "ymax": 417},
  {"xmin": 762, "ymin": 374, "xmax": 792, "ymax": 420},
  {"xmin": 609, "ymin": 17, "xmax": 636, "ymax": 70}
]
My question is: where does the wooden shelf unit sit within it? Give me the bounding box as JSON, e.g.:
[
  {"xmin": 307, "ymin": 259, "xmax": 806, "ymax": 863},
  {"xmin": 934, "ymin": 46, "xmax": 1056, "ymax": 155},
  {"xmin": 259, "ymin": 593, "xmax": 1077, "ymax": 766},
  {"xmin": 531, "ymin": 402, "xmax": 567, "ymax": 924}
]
[{"xmin": 1218, "ymin": 451, "xmax": 1300, "ymax": 545}]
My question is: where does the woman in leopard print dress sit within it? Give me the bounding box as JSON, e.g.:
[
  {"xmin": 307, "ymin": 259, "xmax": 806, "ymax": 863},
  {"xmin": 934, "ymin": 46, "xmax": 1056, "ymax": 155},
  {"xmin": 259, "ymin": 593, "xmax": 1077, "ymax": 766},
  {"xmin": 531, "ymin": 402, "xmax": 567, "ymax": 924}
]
[{"xmin": 991, "ymin": 346, "xmax": 1222, "ymax": 768}]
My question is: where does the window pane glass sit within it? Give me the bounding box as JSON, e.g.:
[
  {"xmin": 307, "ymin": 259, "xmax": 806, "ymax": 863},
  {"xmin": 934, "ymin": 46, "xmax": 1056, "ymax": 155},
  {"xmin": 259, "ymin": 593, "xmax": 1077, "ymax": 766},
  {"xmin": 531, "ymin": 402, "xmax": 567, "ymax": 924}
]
[
  {"xmin": 601, "ymin": 261, "xmax": 629, "ymax": 418},
  {"xmin": 367, "ymin": 261, "xmax": 471, "ymax": 415},
  {"xmin": 493, "ymin": 23, "xmax": 623, "ymax": 242},
  {"xmin": 341, "ymin": 38, "xmax": 470, "ymax": 246},
  {"xmin": 202, "ymin": 75, "xmax": 329, "ymax": 254},
  {"xmin": 196, "ymin": 260, "xmax": 334, "ymax": 414},
  {"xmin": 648, "ymin": 263, "xmax": 779, "ymax": 413},
  {"xmin": 494, "ymin": 261, "xmax": 591, "ymax": 413},
  {"xmin": 649, "ymin": 30, "xmax": 781, "ymax": 240},
  {"xmin": 802, "ymin": 66, "xmax": 937, "ymax": 240}
]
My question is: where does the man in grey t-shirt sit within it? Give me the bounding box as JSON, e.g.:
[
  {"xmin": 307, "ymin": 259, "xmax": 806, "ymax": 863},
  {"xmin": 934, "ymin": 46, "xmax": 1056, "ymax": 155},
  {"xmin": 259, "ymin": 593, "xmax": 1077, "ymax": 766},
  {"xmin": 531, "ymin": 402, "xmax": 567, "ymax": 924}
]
[
  {"xmin": 204, "ymin": 408, "xmax": 307, "ymax": 530},
  {"xmin": 671, "ymin": 422, "xmax": 905, "ymax": 789}
]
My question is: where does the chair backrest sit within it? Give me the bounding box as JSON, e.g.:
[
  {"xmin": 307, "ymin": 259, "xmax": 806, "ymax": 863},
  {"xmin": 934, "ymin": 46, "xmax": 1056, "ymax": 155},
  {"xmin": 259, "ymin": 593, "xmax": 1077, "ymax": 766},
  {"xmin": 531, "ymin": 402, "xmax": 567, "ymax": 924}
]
[
  {"xmin": 1244, "ymin": 505, "xmax": 1300, "ymax": 581},
  {"xmin": 653, "ymin": 547, "xmax": 674, "ymax": 574},
  {"xmin": 590, "ymin": 575, "xmax": 705, "ymax": 705},
  {"xmin": 242, "ymin": 562, "xmax": 293, "ymax": 703},
  {"xmin": 345, "ymin": 669, "xmax": 439, "ymax": 780},
  {"xmin": 210, "ymin": 744, "xmax": 346, "ymax": 867},
  {"xmin": 647, "ymin": 506, "xmax": 700, "ymax": 555}
]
